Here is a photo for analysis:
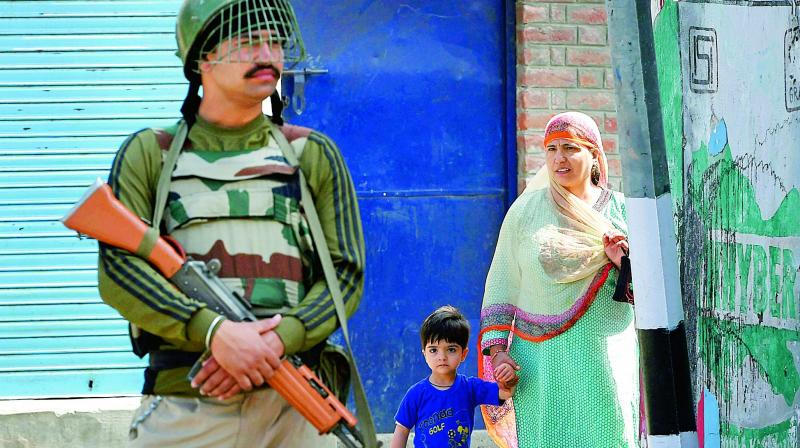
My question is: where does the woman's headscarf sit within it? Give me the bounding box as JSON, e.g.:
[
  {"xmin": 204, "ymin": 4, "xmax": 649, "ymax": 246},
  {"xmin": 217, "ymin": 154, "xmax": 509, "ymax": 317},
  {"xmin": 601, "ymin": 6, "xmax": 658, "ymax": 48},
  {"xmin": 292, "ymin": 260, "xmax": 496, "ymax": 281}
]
[
  {"xmin": 528, "ymin": 112, "xmax": 617, "ymax": 283},
  {"xmin": 543, "ymin": 111, "xmax": 609, "ymax": 188}
]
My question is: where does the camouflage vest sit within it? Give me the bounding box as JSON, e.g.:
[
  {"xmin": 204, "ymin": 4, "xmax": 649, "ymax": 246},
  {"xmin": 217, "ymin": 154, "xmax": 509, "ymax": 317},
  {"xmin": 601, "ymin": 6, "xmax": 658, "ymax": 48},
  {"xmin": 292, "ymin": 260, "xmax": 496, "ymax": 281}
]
[{"xmin": 161, "ymin": 131, "xmax": 314, "ymax": 316}]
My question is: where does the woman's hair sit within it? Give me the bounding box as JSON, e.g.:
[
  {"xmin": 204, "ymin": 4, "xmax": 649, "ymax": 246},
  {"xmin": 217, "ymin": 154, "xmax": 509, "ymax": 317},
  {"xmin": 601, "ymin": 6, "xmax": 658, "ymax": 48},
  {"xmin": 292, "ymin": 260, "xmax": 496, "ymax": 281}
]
[{"xmin": 420, "ymin": 305, "xmax": 470, "ymax": 350}]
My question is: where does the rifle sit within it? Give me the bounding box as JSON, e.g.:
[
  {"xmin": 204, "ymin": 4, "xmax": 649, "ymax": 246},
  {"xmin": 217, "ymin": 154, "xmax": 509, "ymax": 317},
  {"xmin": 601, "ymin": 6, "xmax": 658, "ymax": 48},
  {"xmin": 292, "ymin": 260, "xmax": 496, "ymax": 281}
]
[{"xmin": 62, "ymin": 179, "xmax": 365, "ymax": 448}]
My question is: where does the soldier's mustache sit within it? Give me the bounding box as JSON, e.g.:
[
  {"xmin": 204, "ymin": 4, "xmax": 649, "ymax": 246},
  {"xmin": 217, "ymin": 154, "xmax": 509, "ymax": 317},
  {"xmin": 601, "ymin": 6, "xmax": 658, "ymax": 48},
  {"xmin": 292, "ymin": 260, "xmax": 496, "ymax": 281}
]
[{"xmin": 244, "ymin": 64, "xmax": 280, "ymax": 79}]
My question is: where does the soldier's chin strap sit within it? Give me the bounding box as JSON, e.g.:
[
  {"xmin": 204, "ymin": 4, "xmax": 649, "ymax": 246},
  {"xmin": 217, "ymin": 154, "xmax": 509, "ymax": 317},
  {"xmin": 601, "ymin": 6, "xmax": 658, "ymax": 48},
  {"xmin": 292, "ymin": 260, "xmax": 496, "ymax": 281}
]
[
  {"xmin": 269, "ymin": 91, "xmax": 284, "ymax": 125},
  {"xmin": 180, "ymin": 79, "xmax": 202, "ymax": 129}
]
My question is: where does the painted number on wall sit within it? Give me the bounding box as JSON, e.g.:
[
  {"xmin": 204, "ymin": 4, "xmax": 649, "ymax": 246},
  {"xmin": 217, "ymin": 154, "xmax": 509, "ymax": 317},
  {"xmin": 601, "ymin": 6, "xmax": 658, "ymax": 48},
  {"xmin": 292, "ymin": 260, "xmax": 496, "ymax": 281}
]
[
  {"xmin": 785, "ymin": 26, "xmax": 800, "ymax": 112},
  {"xmin": 689, "ymin": 26, "xmax": 717, "ymax": 94}
]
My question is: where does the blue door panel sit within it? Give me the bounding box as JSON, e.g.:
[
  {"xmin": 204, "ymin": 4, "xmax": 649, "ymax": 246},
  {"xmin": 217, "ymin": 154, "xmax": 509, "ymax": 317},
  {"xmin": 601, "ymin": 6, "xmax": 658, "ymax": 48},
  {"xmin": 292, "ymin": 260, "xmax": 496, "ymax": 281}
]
[
  {"xmin": 287, "ymin": 1, "xmax": 511, "ymax": 431},
  {"xmin": 343, "ymin": 195, "xmax": 505, "ymax": 430},
  {"xmin": 288, "ymin": 2, "xmax": 506, "ymax": 193}
]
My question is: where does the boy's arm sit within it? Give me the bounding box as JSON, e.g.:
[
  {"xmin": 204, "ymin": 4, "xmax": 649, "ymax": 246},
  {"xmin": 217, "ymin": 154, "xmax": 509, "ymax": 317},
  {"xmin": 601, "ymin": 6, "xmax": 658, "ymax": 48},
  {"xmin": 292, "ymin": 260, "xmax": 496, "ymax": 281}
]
[
  {"xmin": 390, "ymin": 424, "xmax": 411, "ymax": 448},
  {"xmin": 499, "ymin": 384, "xmax": 515, "ymax": 401}
]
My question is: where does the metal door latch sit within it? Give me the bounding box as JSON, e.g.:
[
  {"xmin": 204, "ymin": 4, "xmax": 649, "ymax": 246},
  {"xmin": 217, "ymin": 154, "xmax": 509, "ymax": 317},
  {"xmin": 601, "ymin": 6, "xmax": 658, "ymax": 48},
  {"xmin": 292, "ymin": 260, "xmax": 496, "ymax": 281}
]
[{"xmin": 282, "ymin": 68, "xmax": 328, "ymax": 115}]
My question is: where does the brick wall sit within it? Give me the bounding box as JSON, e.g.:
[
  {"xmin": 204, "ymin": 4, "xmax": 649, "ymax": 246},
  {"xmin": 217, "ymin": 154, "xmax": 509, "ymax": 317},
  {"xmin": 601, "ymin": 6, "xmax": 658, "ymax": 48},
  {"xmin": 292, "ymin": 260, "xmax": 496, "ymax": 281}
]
[{"xmin": 515, "ymin": 0, "xmax": 621, "ymax": 193}]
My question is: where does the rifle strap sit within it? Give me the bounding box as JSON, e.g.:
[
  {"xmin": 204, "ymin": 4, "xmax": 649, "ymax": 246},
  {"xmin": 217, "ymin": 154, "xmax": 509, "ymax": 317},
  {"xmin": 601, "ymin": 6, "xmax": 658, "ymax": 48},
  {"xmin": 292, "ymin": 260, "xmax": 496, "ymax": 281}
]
[
  {"xmin": 152, "ymin": 120, "xmax": 188, "ymax": 229},
  {"xmin": 272, "ymin": 128, "xmax": 380, "ymax": 448},
  {"xmin": 131, "ymin": 120, "xmax": 187, "ymax": 350}
]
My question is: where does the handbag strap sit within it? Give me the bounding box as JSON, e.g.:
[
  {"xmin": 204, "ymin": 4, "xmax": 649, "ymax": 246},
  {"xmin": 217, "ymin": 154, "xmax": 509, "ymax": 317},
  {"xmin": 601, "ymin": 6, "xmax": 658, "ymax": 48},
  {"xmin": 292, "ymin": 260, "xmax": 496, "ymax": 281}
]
[{"xmin": 272, "ymin": 128, "xmax": 380, "ymax": 448}]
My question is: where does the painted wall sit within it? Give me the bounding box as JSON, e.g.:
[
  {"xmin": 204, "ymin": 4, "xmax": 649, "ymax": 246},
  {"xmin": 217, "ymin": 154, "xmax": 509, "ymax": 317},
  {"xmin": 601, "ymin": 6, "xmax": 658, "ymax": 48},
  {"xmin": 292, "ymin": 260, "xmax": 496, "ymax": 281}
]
[{"xmin": 654, "ymin": 2, "xmax": 800, "ymax": 446}]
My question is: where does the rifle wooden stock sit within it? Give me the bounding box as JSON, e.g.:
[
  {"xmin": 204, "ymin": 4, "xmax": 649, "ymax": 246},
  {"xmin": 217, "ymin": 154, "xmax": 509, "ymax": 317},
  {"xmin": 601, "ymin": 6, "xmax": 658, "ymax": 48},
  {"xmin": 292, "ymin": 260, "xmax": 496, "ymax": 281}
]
[
  {"xmin": 61, "ymin": 179, "xmax": 184, "ymax": 278},
  {"xmin": 63, "ymin": 180, "xmax": 363, "ymax": 446},
  {"xmin": 273, "ymin": 357, "xmax": 359, "ymax": 435}
]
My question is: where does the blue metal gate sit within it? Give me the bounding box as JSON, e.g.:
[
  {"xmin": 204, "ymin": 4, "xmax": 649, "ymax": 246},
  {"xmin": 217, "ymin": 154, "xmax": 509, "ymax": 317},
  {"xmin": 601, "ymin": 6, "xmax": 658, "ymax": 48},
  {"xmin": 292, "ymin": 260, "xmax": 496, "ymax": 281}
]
[
  {"xmin": 0, "ymin": 0, "xmax": 515, "ymax": 431},
  {"xmin": 285, "ymin": 2, "xmax": 516, "ymax": 430}
]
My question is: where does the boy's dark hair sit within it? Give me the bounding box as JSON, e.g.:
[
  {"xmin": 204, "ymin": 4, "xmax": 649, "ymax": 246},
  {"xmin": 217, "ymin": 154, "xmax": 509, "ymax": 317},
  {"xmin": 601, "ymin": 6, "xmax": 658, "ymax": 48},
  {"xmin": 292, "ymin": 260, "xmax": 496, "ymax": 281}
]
[{"xmin": 420, "ymin": 305, "xmax": 470, "ymax": 350}]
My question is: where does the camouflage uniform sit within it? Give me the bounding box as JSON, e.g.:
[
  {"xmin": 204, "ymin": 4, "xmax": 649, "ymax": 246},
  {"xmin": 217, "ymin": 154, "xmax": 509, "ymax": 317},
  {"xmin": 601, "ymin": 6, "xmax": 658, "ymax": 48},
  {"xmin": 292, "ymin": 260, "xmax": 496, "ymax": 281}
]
[{"xmin": 99, "ymin": 113, "xmax": 365, "ymax": 396}]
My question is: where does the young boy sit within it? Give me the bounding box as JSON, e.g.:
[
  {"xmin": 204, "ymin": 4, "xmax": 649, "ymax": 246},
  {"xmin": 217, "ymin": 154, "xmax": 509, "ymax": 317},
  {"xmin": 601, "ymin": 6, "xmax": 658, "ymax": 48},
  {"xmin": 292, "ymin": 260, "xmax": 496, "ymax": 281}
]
[{"xmin": 390, "ymin": 306, "xmax": 518, "ymax": 448}]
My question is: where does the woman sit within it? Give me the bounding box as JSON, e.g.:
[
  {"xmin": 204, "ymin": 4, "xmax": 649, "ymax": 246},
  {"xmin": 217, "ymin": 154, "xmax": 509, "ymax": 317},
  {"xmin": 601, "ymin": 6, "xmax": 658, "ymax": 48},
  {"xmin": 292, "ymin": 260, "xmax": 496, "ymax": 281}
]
[{"xmin": 478, "ymin": 112, "xmax": 639, "ymax": 447}]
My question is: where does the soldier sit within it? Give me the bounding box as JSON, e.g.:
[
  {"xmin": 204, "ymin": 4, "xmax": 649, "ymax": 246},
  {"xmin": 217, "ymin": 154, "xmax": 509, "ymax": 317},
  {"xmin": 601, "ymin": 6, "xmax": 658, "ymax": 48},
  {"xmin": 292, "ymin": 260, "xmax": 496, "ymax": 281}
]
[{"xmin": 98, "ymin": 0, "xmax": 365, "ymax": 446}]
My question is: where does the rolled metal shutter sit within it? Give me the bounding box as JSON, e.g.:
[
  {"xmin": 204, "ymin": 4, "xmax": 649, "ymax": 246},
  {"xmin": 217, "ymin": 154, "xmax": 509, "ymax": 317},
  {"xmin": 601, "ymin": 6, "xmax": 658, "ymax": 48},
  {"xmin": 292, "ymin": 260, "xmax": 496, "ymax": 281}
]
[{"xmin": 0, "ymin": 0, "xmax": 182, "ymax": 397}]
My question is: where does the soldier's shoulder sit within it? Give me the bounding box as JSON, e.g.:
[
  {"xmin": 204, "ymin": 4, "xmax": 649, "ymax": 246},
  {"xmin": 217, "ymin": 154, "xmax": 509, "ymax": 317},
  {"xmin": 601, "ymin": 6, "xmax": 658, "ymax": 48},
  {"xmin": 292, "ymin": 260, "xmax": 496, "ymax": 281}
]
[
  {"xmin": 121, "ymin": 122, "xmax": 181, "ymax": 152},
  {"xmin": 279, "ymin": 123, "xmax": 314, "ymax": 143}
]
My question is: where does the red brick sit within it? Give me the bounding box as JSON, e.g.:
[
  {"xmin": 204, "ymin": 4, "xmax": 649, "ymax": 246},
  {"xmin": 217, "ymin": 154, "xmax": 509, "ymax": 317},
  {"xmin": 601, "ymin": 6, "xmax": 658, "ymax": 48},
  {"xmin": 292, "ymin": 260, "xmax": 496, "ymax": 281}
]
[
  {"xmin": 550, "ymin": 47, "xmax": 565, "ymax": 65},
  {"xmin": 566, "ymin": 47, "xmax": 611, "ymax": 66},
  {"xmin": 520, "ymin": 47, "xmax": 550, "ymax": 65},
  {"xmin": 551, "ymin": 90, "xmax": 566, "ymax": 109},
  {"xmin": 578, "ymin": 68, "xmax": 603, "ymax": 88},
  {"xmin": 566, "ymin": 90, "xmax": 616, "ymax": 111},
  {"xmin": 525, "ymin": 153, "xmax": 547, "ymax": 172},
  {"xmin": 606, "ymin": 157, "xmax": 622, "ymax": 177},
  {"xmin": 604, "ymin": 114, "xmax": 618, "ymax": 133},
  {"xmin": 602, "ymin": 136, "xmax": 618, "ymax": 153},
  {"xmin": 605, "ymin": 68, "xmax": 615, "ymax": 88},
  {"xmin": 551, "ymin": 4, "xmax": 566, "ymax": 22},
  {"xmin": 519, "ymin": 89, "xmax": 549, "ymax": 109},
  {"xmin": 518, "ymin": 133, "xmax": 545, "ymax": 150},
  {"xmin": 518, "ymin": 5, "xmax": 548, "ymax": 23},
  {"xmin": 578, "ymin": 25, "xmax": 607, "ymax": 45},
  {"xmin": 521, "ymin": 25, "xmax": 577, "ymax": 44},
  {"xmin": 521, "ymin": 67, "xmax": 577, "ymax": 87},
  {"xmin": 518, "ymin": 111, "xmax": 557, "ymax": 131},
  {"xmin": 567, "ymin": 5, "xmax": 607, "ymax": 25}
]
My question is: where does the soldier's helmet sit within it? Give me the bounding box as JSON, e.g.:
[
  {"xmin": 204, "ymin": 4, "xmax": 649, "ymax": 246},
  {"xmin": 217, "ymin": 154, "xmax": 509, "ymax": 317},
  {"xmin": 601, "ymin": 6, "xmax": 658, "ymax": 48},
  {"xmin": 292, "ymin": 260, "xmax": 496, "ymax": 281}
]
[{"xmin": 175, "ymin": 0, "xmax": 306, "ymax": 82}]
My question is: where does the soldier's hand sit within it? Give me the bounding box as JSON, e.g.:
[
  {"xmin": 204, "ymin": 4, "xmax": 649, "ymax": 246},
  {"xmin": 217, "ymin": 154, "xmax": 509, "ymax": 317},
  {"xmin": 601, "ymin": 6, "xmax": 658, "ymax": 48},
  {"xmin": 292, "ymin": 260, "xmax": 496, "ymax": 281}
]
[
  {"xmin": 261, "ymin": 328, "xmax": 285, "ymax": 360},
  {"xmin": 208, "ymin": 315, "xmax": 283, "ymax": 391},
  {"xmin": 192, "ymin": 356, "xmax": 241, "ymax": 399}
]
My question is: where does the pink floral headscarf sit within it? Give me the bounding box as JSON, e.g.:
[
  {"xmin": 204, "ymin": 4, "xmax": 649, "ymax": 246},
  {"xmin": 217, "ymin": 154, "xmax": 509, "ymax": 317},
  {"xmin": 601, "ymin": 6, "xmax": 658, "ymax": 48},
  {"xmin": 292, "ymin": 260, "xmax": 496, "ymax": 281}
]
[{"xmin": 543, "ymin": 112, "xmax": 608, "ymax": 188}]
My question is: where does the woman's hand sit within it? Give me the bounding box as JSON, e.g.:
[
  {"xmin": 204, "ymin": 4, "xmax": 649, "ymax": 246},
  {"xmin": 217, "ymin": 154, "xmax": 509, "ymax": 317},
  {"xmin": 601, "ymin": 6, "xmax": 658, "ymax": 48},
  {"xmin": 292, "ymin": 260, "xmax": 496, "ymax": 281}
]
[
  {"xmin": 602, "ymin": 230, "xmax": 629, "ymax": 269},
  {"xmin": 491, "ymin": 351, "xmax": 520, "ymax": 389}
]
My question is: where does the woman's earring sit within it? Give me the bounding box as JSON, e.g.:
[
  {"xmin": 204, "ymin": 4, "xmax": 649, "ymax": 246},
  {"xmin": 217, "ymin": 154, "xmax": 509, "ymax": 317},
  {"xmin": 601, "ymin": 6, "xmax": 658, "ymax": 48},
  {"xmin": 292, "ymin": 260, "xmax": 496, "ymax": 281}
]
[{"xmin": 591, "ymin": 160, "xmax": 601, "ymax": 185}]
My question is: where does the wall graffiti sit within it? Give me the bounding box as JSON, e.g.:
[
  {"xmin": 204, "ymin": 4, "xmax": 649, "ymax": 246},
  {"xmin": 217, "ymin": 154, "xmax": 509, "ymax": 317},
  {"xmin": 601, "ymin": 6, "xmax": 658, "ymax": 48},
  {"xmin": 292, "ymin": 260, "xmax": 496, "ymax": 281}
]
[
  {"xmin": 655, "ymin": 2, "xmax": 800, "ymax": 447},
  {"xmin": 785, "ymin": 25, "xmax": 800, "ymax": 112},
  {"xmin": 689, "ymin": 26, "xmax": 717, "ymax": 94}
]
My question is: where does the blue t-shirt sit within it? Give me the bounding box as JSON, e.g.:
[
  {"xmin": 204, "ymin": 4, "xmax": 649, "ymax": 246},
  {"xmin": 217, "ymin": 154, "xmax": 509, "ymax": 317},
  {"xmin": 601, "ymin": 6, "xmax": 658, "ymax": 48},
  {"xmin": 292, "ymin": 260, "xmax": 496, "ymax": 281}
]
[{"xmin": 394, "ymin": 374, "xmax": 500, "ymax": 448}]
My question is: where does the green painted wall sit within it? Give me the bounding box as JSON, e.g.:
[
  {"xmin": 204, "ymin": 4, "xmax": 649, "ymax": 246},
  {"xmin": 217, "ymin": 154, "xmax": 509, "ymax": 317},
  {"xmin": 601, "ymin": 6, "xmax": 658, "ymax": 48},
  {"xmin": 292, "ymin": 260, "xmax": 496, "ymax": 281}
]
[{"xmin": 654, "ymin": 2, "xmax": 800, "ymax": 446}]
